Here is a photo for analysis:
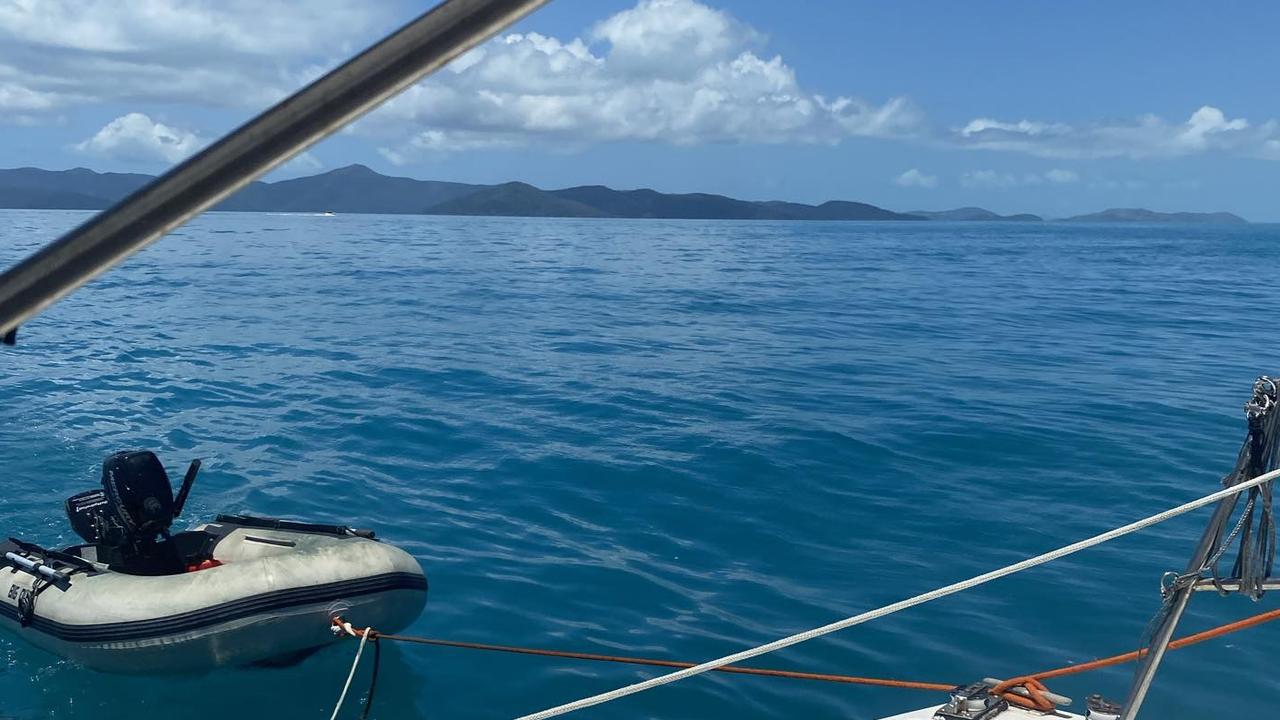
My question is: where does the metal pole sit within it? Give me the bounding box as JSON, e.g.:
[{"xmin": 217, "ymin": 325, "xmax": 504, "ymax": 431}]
[
  {"xmin": 1118, "ymin": 494, "xmax": 1238, "ymax": 719},
  {"xmin": 0, "ymin": 0, "xmax": 550, "ymax": 339}
]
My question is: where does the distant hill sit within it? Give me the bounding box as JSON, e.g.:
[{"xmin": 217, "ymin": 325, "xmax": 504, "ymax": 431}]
[
  {"xmin": 0, "ymin": 186, "xmax": 111, "ymax": 210},
  {"xmin": 0, "ymin": 165, "xmax": 924, "ymax": 221},
  {"xmin": 766, "ymin": 200, "xmax": 925, "ymax": 221},
  {"xmin": 1064, "ymin": 208, "xmax": 1248, "ymax": 224},
  {"xmin": 909, "ymin": 207, "xmax": 1043, "ymax": 222},
  {"xmin": 429, "ymin": 182, "xmax": 607, "ymax": 217},
  {"xmin": 555, "ymin": 185, "xmax": 771, "ymax": 219},
  {"xmin": 0, "ymin": 167, "xmax": 153, "ymax": 205},
  {"xmin": 220, "ymin": 164, "xmax": 476, "ymax": 213},
  {"xmin": 0, "ymin": 166, "xmax": 1248, "ymax": 224}
]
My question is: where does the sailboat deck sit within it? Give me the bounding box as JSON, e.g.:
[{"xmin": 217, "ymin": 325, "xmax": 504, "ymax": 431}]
[{"xmin": 880, "ymin": 705, "xmax": 1086, "ymax": 720}]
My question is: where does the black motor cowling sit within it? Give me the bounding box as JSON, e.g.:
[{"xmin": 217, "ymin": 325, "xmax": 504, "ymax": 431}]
[{"xmin": 64, "ymin": 451, "xmax": 200, "ymax": 574}]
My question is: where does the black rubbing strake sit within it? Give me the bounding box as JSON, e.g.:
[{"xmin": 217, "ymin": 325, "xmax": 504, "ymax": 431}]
[{"xmin": 0, "ymin": 571, "xmax": 426, "ymax": 642}]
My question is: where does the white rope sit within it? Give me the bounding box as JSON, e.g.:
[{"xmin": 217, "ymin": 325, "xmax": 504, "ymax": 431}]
[
  {"xmin": 516, "ymin": 467, "xmax": 1280, "ymax": 720},
  {"xmin": 329, "ymin": 624, "xmax": 370, "ymax": 720}
]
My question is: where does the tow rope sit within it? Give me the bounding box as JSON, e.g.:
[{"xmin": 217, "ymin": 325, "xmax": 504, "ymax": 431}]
[
  {"xmin": 330, "ymin": 621, "xmax": 382, "ymax": 720},
  {"xmin": 326, "ymin": 382, "xmax": 1280, "ymax": 719},
  {"xmin": 329, "ymin": 606, "xmax": 1280, "ymax": 717}
]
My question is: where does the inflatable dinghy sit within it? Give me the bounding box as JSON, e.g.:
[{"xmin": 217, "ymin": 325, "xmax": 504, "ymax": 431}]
[{"xmin": 0, "ymin": 451, "xmax": 427, "ymax": 673}]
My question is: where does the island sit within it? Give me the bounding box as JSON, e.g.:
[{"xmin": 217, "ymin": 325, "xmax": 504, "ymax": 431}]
[
  {"xmin": 908, "ymin": 207, "xmax": 1043, "ymax": 222},
  {"xmin": 0, "ymin": 165, "xmax": 923, "ymax": 221},
  {"xmin": 1063, "ymin": 208, "xmax": 1248, "ymax": 224},
  {"xmin": 0, "ymin": 166, "xmax": 1249, "ymax": 223}
]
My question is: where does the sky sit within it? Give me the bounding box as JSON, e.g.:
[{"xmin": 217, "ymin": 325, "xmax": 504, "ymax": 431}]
[{"xmin": 1, "ymin": 0, "xmax": 1278, "ymax": 219}]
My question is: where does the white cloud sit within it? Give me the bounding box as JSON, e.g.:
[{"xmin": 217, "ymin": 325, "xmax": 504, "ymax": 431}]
[
  {"xmin": 0, "ymin": 81, "xmax": 58, "ymax": 112},
  {"xmin": 1, "ymin": 0, "xmax": 1278, "ymax": 171},
  {"xmin": 961, "ymin": 168, "xmax": 1081, "ymax": 189},
  {"xmin": 954, "ymin": 105, "xmax": 1278, "ymax": 160},
  {"xmin": 0, "ymin": 0, "xmax": 376, "ymax": 55},
  {"xmin": 590, "ymin": 0, "xmax": 761, "ymax": 79},
  {"xmin": 1176, "ymin": 106, "xmax": 1248, "ymax": 152},
  {"xmin": 894, "ymin": 168, "xmax": 938, "ymax": 188},
  {"xmin": 75, "ymin": 113, "xmax": 204, "ymax": 163},
  {"xmin": 0, "ymin": 1, "xmax": 391, "ymax": 112},
  {"xmin": 370, "ymin": 0, "xmax": 920, "ymax": 159},
  {"xmin": 376, "ymin": 147, "xmax": 408, "ymax": 166},
  {"xmin": 960, "ymin": 118, "xmax": 1067, "ymax": 138}
]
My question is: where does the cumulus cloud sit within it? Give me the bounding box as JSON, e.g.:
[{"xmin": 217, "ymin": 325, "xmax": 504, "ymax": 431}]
[
  {"xmin": 0, "ymin": 1, "xmax": 391, "ymax": 112},
  {"xmin": 592, "ymin": 0, "xmax": 761, "ymax": 79},
  {"xmin": 960, "ymin": 168, "xmax": 1080, "ymax": 189},
  {"xmin": 2, "ymin": 0, "xmax": 1279, "ymax": 171},
  {"xmin": 954, "ymin": 105, "xmax": 1279, "ymax": 160},
  {"xmin": 75, "ymin": 113, "xmax": 204, "ymax": 163},
  {"xmin": 894, "ymin": 168, "xmax": 938, "ymax": 188},
  {"xmin": 370, "ymin": 0, "xmax": 920, "ymax": 159}
]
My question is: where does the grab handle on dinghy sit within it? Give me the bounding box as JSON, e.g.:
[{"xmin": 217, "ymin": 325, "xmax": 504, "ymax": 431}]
[
  {"xmin": 4, "ymin": 552, "xmax": 64, "ymax": 585},
  {"xmin": 172, "ymin": 459, "xmax": 201, "ymax": 519},
  {"xmin": 215, "ymin": 514, "xmax": 376, "ymax": 540},
  {"xmin": 5, "ymin": 538, "xmax": 95, "ymax": 574}
]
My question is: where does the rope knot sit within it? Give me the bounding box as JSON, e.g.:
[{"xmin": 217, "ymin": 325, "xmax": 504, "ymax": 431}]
[
  {"xmin": 990, "ymin": 676, "xmax": 1056, "ymax": 712},
  {"xmin": 331, "ymin": 615, "xmax": 377, "ymax": 639}
]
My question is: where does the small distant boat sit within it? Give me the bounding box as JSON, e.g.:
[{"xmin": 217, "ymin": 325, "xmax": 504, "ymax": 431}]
[
  {"xmin": 321, "ymin": 210, "xmax": 336, "ymax": 216},
  {"xmin": 0, "ymin": 451, "xmax": 426, "ymax": 673}
]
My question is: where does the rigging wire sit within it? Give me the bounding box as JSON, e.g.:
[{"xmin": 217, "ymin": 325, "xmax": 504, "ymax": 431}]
[
  {"xmin": 361, "ymin": 606, "xmax": 1280, "ymax": 687},
  {"xmin": 1122, "ymin": 376, "xmax": 1280, "ymax": 718},
  {"xmin": 332, "ymin": 466, "xmax": 1280, "ymax": 718},
  {"xmin": 329, "ymin": 605, "xmax": 1280, "ymax": 713},
  {"xmin": 510, "ymin": 465, "xmax": 1280, "ymax": 719},
  {"xmin": 329, "ymin": 625, "xmax": 370, "ymax": 720}
]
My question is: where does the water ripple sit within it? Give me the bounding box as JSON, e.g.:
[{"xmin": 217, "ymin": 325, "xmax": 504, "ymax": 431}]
[{"xmin": 1, "ymin": 211, "xmax": 1278, "ymax": 719}]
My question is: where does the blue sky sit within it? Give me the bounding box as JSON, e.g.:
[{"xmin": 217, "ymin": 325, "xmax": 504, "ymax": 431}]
[{"xmin": 2, "ymin": 0, "xmax": 1278, "ymax": 219}]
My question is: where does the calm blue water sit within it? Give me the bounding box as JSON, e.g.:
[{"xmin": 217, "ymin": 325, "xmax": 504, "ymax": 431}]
[{"xmin": 1, "ymin": 210, "xmax": 1277, "ymax": 719}]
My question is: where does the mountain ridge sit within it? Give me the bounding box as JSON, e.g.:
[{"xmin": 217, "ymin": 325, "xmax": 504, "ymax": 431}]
[
  {"xmin": 1062, "ymin": 207, "xmax": 1248, "ymax": 224},
  {"xmin": 0, "ymin": 166, "xmax": 1249, "ymax": 223},
  {"xmin": 0, "ymin": 165, "xmax": 925, "ymax": 221},
  {"xmin": 908, "ymin": 207, "xmax": 1044, "ymax": 222}
]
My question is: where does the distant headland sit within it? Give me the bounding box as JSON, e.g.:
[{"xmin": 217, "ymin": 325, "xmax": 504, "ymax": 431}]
[
  {"xmin": 0, "ymin": 165, "xmax": 1249, "ymax": 224},
  {"xmin": 1060, "ymin": 208, "xmax": 1247, "ymax": 224}
]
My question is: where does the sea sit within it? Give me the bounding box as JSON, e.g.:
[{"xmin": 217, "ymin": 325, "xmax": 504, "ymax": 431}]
[{"xmin": 0, "ymin": 209, "xmax": 1277, "ymax": 719}]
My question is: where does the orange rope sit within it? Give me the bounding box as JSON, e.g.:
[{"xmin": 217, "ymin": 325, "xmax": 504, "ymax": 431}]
[
  {"xmin": 370, "ymin": 630, "xmax": 953, "ymax": 691},
  {"xmin": 1028, "ymin": 606, "xmax": 1280, "ymax": 681},
  {"xmin": 989, "ymin": 676, "xmax": 1055, "ymax": 712},
  {"xmin": 332, "ymin": 606, "xmax": 1280, "ymax": 700}
]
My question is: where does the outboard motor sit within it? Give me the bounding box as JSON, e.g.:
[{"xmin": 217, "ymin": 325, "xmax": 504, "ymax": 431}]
[{"xmin": 64, "ymin": 451, "xmax": 201, "ymax": 575}]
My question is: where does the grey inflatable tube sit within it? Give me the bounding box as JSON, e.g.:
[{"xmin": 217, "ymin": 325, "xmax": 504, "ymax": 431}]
[{"xmin": 0, "ymin": 520, "xmax": 427, "ymax": 673}]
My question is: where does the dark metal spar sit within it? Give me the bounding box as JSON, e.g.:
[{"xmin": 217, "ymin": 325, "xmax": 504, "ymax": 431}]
[{"xmin": 0, "ymin": 0, "xmax": 550, "ymax": 342}]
